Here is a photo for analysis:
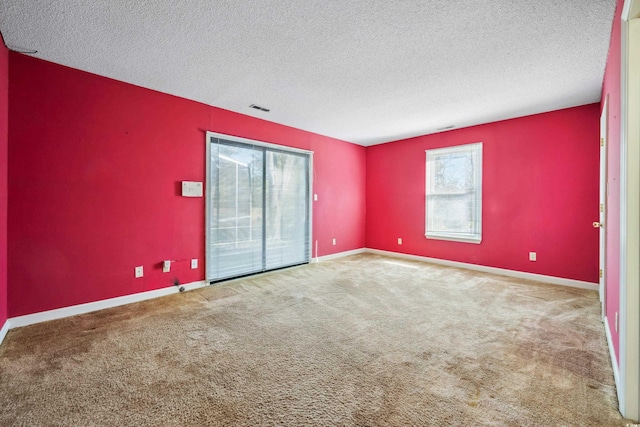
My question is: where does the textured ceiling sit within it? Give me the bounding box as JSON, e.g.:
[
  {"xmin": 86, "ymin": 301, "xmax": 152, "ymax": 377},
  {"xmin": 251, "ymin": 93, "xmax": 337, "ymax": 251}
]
[{"xmin": 0, "ymin": 1, "xmax": 616, "ymax": 146}]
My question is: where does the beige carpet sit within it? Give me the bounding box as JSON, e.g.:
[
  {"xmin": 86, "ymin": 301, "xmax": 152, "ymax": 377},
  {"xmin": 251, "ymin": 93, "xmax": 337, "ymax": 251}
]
[{"xmin": 0, "ymin": 253, "xmax": 627, "ymax": 426}]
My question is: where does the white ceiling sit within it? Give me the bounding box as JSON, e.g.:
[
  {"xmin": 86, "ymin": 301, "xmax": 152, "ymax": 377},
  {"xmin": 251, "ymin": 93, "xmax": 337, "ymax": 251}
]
[{"xmin": 0, "ymin": 1, "xmax": 616, "ymax": 146}]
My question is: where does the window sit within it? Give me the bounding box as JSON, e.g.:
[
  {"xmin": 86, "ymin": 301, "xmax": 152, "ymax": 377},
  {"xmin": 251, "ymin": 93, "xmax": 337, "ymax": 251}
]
[{"xmin": 425, "ymin": 142, "xmax": 482, "ymax": 243}]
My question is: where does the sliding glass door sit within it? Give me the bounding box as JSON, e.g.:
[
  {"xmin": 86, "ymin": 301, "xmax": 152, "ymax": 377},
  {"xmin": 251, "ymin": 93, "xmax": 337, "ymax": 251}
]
[{"xmin": 206, "ymin": 133, "xmax": 311, "ymax": 282}]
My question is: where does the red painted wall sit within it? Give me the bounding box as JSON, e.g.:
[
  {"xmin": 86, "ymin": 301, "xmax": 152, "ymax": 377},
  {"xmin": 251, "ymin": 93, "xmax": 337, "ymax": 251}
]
[
  {"xmin": 366, "ymin": 105, "xmax": 600, "ymax": 283},
  {"xmin": 601, "ymin": 0, "xmax": 624, "ymax": 362},
  {"xmin": 8, "ymin": 53, "xmax": 365, "ymax": 317},
  {"xmin": 0, "ymin": 39, "xmax": 8, "ymax": 327}
]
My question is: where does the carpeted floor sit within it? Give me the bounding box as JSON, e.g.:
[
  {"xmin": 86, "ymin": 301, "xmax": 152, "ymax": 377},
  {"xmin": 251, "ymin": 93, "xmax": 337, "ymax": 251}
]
[{"xmin": 0, "ymin": 253, "xmax": 627, "ymax": 426}]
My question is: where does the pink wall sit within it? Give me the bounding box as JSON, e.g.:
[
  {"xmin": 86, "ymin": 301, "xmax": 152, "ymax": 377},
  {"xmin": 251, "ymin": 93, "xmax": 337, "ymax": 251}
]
[
  {"xmin": 366, "ymin": 105, "xmax": 600, "ymax": 283},
  {"xmin": 0, "ymin": 39, "xmax": 8, "ymax": 327},
  {"xmin": 3, "ymin": 29, "xmax": 613, "ymax": 320},
  {"xmin": 8, "ymin": 53, "xmax": 365, "ymax": 317},
  {"xmin": 601, "ymin": 0, "xmax": 624, "ymax": 362}
]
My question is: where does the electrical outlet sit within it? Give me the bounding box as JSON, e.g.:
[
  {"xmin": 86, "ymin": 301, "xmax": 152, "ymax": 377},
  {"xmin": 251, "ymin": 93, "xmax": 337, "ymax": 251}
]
[
  {"xmin": 314, "ymin": 194, "xmax": 318, "ymax": 201},
  {"xmin": 529, "ymin": 252, "xmax": 536, "ymax": 261},
  {"xmin": 163, "ymin": 260, "xmax": 171, "ymax": 273},
  {"xmin": 191, "ymin": 258, "xmax": 198, "ymax": 269},
  {"xmin": 332, "ymin": 238, "xmax": 336, "ymax": 245},
  {"xmin": 134, "ymin": 266, "xmax": 144, "ymax": 278},
  {"xmin": 398, "ymin": 238, "xmax": 403, "ymax": 245}
]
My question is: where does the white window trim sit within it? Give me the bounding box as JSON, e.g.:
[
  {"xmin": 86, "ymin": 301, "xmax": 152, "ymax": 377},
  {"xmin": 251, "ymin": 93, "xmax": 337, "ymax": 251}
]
[{"xmin": 425, "ymin": 142, "xmax": 483, "ymax": 244}]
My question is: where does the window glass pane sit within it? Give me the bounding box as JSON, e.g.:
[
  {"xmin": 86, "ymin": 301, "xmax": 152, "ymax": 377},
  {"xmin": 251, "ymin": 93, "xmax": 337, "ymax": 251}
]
[
  {"xmin": 432, "ymin": 153, "xmax": 474, "ymax": 193},
  {"xmin": 429, "ymin": 194, "xmax": 475, "ymax": 234}
]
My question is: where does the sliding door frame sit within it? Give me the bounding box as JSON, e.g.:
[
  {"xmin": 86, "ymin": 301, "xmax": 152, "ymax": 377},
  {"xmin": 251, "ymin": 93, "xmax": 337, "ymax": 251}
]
[{"xmin": 205, "ymin": 131, "xmax": 314, "ymax": 282}]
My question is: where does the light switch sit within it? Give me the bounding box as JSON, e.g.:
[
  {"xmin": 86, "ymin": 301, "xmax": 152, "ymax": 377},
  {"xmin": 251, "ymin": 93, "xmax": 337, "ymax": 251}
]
[
  {"xmin": 135, "ymin": 266, "xmax": 144, "ymax": 278},
  {"xmin": 182, "ymin": 181, "xmax": 203, "ymax": 197},
  {"xmin": 163, "ymin": 260, "xmax": 171, "ymax": 273}
]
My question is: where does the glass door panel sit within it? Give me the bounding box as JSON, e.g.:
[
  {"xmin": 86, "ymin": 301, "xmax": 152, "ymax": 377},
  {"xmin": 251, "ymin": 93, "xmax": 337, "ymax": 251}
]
[
  {"xmin": 265, "ymin": 151, "xmax": 309, "ymax": 269},
  {"xmin": 208, "ymin": 142, "xmax": 264, "ymax": 280}
]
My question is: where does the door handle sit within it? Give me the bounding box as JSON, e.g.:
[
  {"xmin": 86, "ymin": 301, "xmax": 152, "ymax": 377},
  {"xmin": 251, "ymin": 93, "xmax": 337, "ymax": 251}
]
[{"xmin": 593, "ymin": 221, "xmax": 604, "ymax": 228}]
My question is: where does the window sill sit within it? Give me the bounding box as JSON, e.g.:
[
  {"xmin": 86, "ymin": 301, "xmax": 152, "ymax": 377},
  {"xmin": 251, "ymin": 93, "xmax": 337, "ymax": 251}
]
[{"xmin": 425, "ymin": 234, "xmax": 482, "ymax": 244}]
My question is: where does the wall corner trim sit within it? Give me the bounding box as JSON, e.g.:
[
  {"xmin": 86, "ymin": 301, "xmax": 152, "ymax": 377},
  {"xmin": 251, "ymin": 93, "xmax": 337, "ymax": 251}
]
[
  {"xmin": 6, "ymin": 280, "xmax": 207, "ymax": 330},
  {"xmin": 365, "ymin": 248, "xmax": 599, "ymax": 291}
]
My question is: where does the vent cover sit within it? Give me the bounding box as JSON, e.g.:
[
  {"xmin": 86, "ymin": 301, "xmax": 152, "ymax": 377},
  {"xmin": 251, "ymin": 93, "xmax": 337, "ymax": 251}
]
[{"xmin": 250, "ymin": 104, "xmax": 270, "ymax": 112}]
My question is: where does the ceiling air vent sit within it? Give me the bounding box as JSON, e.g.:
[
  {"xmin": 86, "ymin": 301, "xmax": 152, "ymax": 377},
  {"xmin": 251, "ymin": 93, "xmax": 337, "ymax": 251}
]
[{"xmin": 250, "ymin": 104, "xmax": 270, "ymax": 112}]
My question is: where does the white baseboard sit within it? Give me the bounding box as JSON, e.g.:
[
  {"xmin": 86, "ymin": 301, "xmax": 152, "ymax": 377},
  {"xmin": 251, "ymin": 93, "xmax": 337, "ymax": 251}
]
[
  {"xmin": 2, "ymin": 250, "xmax": 362, "ymax": 334},
  {"xmin": 312, "ymin": 248, "xmax": 366, "ymax": 263},
  {"xmin": 0, "ymin": 319, "xmax": 9, "ymax": 347},
  {"xmin": 365, "ymin": 248, "xmax": 599, "ymax": 291},
  {"xmin": 0, "ymin": 248, "xmax": 598, "ymax": 341},
  {"xmin": 604, "ymin": 316, "xmax": 621, "ymax": 402},
  {"xmin": 8, "ymin": 280, "xmax": 207, "ymax": 330}
]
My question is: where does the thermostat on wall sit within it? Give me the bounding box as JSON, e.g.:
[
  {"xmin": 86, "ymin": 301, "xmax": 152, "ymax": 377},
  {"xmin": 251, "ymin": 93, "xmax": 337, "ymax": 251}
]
[{"xmin": 182, "ymin": 181, "xmax": 203, "ymax": 197}]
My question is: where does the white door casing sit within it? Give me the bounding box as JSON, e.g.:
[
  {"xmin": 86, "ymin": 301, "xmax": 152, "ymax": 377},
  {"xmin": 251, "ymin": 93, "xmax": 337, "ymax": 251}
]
[{"xmin": 599, "ymin": 96, "xmax": 608, "ymax": 318}]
